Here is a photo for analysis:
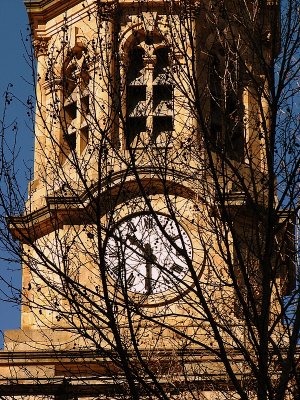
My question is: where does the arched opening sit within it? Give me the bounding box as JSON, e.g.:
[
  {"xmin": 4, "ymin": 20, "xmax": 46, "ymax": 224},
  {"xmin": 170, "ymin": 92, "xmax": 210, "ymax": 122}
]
[
  {"xmin": 61, "ymin": 50, "xmax": 90, "ymax": 157},
  {"xmin": 209, "ymin": 49, "xmax": 244, "ymax": 162},
  {"xmin": 125, "ymin": 32, "xmax": 173, "ymax": 148}
]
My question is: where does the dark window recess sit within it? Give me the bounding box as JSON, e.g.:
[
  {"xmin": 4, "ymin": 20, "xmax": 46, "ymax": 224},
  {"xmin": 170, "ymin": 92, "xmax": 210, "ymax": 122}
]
[
  {"xmin": 154, "ymin": 47, "xmax": 170, "ymax": 83},
  {"xmin": 126, "ymin": 117, "xmax": 147, "ymax": 147},
  {"xmin": 127, "ymin": 47, "xmax": 145, "ymax": 84},
  {"xmin": 153, "ymin": 116, "xmax": 173, "ymax": 141},
  {"xmin": 81, "ymin": 126, "xmax": 89, "ymax": 142},
  {"xmin": 63, "ymin": 77, "xmax": 76, "ymax": 98},
  {"xmin": 65, "ymin": 132, "xmax": 76, "ymax": 151},
  {"xmin": 210, "ymin": 59, "xmax": 223, "ymax": 149},
  {"xmin": 153, "ymin": 47, "xmax": 173, "ymax": 145},
  {"xmin": 80, "ymin": 126, "xmax": 89, "ymax": 152},
  {"xmin": 62, "ymin": 102, "xmax": 77, "ymax": 136},
  {"xmin": 81, "ymin": 61, "xmax": 90, "ymax": 88},
  {"xmin": 209, "ymin": 55, "xmax": 244, "ymax": 161},
  {"xmin": 81, "ymin": 95, "xmax": 89, "ymax": 115},
  {"xmin": 65, "ymin": 102, "xmax": 77, "ymax": 122},
  {"xmin": 153, "ymin": 85, "xmax": 173, "ymax": 110},
  {"xmin": 225, "ymin": 91, "xmax": 244, "ymax": 161},
  {"xmin": 126, "ymin": 85, "xmax": 146, "ymax": 116}
]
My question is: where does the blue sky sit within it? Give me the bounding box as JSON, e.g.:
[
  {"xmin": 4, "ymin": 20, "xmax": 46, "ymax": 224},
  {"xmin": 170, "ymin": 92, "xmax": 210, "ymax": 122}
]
[{"xmin": 0, "ymin": 1, "xmax": 32, "ymax": 348}]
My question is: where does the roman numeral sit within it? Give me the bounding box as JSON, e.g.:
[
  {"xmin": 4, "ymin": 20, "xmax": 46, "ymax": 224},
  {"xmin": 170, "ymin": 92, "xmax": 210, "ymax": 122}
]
[
  {"xmin": 172, "ymin": 234, "xmax": 180, "ymax": 241},
  {"xmin": 143, "ymin": 217, "xmax": 153, "ymax": 229},
  {"xmin": 127, "ymin": 272, "xmax": 135, "ymax": 287},
  {"xmin": 111, "ymin": 263, "xmax": 120, "ymax": 277},
  {"xmin": 171, "ymin": 263, "xmax": 184, "ymax": 275},
  {"xmin": 176, "ymin": 249, "xmax": 182, "ymax": 257},
  {"xmin": 163, "ymin": 276, "xmax": 170, "ymax": 285},
  {"xmin": 128, "ymin": 221, "xmax": 137, "ymax": 232},
  {"xmin": 108, "ymin": 249, "xmax": 119, "ymax": 258}
]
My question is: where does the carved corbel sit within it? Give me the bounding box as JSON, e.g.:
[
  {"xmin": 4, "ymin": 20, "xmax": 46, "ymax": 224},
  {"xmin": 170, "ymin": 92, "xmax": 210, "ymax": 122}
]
[{"xmin": 33, "ymin": 37, "xmax": 50, "ymax": 58}]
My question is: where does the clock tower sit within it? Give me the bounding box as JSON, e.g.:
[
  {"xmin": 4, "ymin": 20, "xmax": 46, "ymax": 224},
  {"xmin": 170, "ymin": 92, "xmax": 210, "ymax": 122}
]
[{"xmin": 1, "ymin": 0, "xmax": 294, "ymax": 399}]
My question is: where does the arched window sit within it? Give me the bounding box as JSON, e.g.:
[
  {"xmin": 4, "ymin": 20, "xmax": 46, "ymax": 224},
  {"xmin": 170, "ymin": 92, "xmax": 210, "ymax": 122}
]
[
  {"xmin": 209, "ymin": 51, "xmax": 244, "ymax": 162},
  {"xmin": 126, "ymin": 46, "xmax": 147, "ymax": 148},
  {"xmin": 126, "ymin": 37, "xmax": 173, "ymax": 149},
  {"xmin": 62, "ymin": 51, "xmax": 90, "ymax": 156},
  {"xmin": 209, "ymin": 53, "xmax": 223, "ymax": 150}
]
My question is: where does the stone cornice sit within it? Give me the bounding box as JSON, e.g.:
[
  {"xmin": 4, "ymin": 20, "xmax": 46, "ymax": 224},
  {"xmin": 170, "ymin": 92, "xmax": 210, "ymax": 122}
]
[
  {"xmin": 0, "ymin": 346, "xmax": 296, "ymax": 395},
  {"xmin": 24, "ymin": 0, "xmax": 92, "ymax": 23},
  {"xmin": 0, "ymin": 381, "xmax": 123, "ymax": 397},
  {"xmin": 0, "ymin": 347, "xmax": 247, "ymax": 363},
  {"xmin": 8, "ymin": 196, "xmax": 88, "ymax": 243},
  {"xmin": 24, "ymin": 0, "xmax": 83, "ymax": 13}
]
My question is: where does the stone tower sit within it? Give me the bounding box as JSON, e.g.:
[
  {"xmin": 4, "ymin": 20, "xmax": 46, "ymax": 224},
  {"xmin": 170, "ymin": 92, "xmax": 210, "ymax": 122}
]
[{"xmin": 1, "ymin": 0, "xmax": 293, "ymax": 399}]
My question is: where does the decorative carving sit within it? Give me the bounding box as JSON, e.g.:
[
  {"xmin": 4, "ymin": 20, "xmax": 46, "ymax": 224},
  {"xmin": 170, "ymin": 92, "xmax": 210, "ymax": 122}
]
[
  {"xmin": 33, "ymin": 37, "xmax": 50, "ymax": 57},
  {"xmin": 143, "ymin": 54, "xmax": 157, "ymax": 68},
  {"xmin": 98, "ymin": 2, "xmax": 118, "ymax": 21},
  {"xmin": 141, "ymin": 11, "xmax": 160, "ymax": 33}
]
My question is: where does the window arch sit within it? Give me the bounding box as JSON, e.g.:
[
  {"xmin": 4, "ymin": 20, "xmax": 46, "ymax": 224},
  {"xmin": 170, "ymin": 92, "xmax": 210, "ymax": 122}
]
[{"xmin": 125, "ymin": 34, "xmax": 174, "ymax": 149}]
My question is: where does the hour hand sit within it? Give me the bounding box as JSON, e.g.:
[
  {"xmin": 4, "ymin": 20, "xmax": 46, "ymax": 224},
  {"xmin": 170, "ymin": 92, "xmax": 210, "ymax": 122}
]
[
  {"xmin": 127, "ymin": 235, "xmax": 147, "ymax": 255},
  {"xmin": 127, "ymin": 235, "xmax": 156, "ymax": 262}
]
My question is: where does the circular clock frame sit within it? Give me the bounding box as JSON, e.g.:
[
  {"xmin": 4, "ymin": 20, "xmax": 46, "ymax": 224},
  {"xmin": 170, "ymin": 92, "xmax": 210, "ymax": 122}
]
[
  {"xmin": 105, "ymin": 212, "xmax": 193, "ymax": 297},
  {"xmin": 103, "ymin": 194, "xmax": 204, "ymax": 307}
]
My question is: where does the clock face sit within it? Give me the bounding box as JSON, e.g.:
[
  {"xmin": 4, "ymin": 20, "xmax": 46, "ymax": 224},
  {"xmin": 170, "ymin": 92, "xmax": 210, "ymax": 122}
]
[{"xmin": 105, "ymin": 213, "xmax": 192, "ymax": 295}]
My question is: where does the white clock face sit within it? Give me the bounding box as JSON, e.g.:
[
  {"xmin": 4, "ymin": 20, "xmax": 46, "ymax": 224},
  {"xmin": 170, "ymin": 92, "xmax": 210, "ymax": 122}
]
[{"xmin": 105, "ymin": 213, "xmax": 192, "ymax": 295}]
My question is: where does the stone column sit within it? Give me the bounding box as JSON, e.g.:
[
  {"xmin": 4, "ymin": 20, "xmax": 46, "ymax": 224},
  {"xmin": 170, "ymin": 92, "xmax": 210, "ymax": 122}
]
[{"xmin": 28, "ymin": 37, "xmax": 50, "ymax": 208}]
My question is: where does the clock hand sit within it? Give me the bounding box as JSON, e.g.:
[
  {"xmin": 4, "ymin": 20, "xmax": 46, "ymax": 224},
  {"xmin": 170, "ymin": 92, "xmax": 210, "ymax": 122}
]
[
  {"xmin": 144, "ymin": 243, "xmax": 153, "ymax": 295},
  {"xmin": 128, "ymin": 235, "xmax": 158, "ymax": 262},
  {"xmin": 127, "ymin": 235, "xmax": 148, "ymax": 255},
  {"xmin": 128, "ymin": 235, "xmax": 158, "ymax": 294}
]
